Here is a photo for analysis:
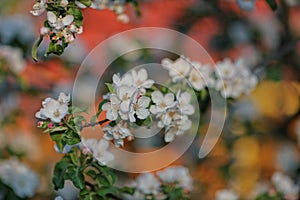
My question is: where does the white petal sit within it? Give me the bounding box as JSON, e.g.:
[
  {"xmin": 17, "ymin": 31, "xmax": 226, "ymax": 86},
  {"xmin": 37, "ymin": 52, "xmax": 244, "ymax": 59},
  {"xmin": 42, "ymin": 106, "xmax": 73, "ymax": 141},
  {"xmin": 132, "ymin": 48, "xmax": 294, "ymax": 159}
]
[
  {"xmin": 106, "ymin": 109, "xmax": 118, "ymax": 121},
  {"xmin": 164, "ymin": 93, "xmax": 175, "ymax": 106},
  {"xmin": 138, "ymin": 69, "xmax": 148, "ymax": 81},
  {"xmin": 110, "ymin": 94, "xmax": 120, "ymax": 105},
  {"xmin": 151, "ymin": 91, "xmax": 163, "ymax": 104},
  {"xmin": 112, "ymin": 74, "xmax": 121, "ymax": 85},
  {"xmin": 137, "ymin": 96, "xmax": 150, "ymax": 108},
  {"xmin": 62, "ymin": 15, "xmax": 74, "ymax": 26},
  {"xmin": 120, "ymin": 100, "xmax": 131, "ymax": 113},
  {"xmin": 165, "ymin": 131, "xmax": 175, "ymax": 142},
  {"xmin": 142, "ymin": 79, "xmax": 154, "ymax": 88},
  {"xmin": 179, "ymin": 92, "xmax": 191, "ymax": 103},
  {"xmin": 47, "ymin": 11, "xmax": 57, "ymax": 24},
  {"xmin": 150, "ymin": 105, "xmax": 163, "ymax": 114},
  {"xmin": 136, "ymin": 108, "xmax": 149, "ymax": 119},
  {"xmin": 128, "ymin": 112, "xmax": 136, "ymax": 122}
]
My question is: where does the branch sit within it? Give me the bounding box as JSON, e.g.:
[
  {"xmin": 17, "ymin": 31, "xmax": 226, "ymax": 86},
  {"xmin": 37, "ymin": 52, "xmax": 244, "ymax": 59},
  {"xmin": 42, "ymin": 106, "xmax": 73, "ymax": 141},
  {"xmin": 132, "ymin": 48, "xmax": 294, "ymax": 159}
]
[
  {"xmin": 252, "ymin": 38, "xmax": 300, "ymax": 72},
  {"xmin": 80, "ymin": 119, "xmax": 109, "ymax": 131}
]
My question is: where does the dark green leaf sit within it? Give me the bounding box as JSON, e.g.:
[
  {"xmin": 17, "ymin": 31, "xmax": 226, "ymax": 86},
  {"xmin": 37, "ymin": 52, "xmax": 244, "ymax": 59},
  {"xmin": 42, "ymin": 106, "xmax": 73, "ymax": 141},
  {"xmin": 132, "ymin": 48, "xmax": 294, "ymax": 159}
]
[
  {"xmin": 265, "ymin": 0, "xmax": 278, "ymax": 11},
  {"xmin": 53, "ymin": 157, "xmax": 72, "ymax": 190}
]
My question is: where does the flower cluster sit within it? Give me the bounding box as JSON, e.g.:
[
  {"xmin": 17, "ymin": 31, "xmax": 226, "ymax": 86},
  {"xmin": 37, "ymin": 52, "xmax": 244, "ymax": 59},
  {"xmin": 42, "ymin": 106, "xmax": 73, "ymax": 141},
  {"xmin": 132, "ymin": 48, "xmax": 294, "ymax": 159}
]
[
  {"xmin": 0, "ymin": 158, "xmax": 39, "ymax": 198},
  {"xmin": 101, "ymin": 69, "xmax": 154, "ymax": 146},
  {"xmin": 30, "ymin": 0, "xmax": 132, "ymax": 59},
  {"xmin": 35, "ymin": 92, "xmax": 70, "ymax": 123},
  {"xmin": 131, "ymin": 166, "xmax": 193, "ymax": 199},
  {"xmin": 214, "ymin": 58, "xmax": 258, "ymax": 98},
  {"xmin": 162, "ymin": 56, "xmax": 258, "ymax": 99},
  {"xmin": 150, "ymin": 90, "xmax": 194, "ymax": 142}
]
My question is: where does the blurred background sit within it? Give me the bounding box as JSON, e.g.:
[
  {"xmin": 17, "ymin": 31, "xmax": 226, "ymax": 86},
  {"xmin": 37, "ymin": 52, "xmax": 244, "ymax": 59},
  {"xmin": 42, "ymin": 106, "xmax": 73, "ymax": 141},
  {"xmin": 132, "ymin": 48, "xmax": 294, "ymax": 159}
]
[{"xmin": 0, "ymin": 0, "xmax": 300, "ymax": 199}]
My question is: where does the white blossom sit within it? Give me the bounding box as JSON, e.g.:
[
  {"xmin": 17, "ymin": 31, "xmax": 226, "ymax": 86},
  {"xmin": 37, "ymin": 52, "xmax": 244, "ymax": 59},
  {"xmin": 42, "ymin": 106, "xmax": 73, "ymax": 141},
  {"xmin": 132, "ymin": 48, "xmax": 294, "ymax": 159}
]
[
  {"xmin": 103, "ymin": 123, "xmax": 132, "ymax": 147},
  {"xmin": 150, "ymin": 91, "xmax": 194, "ymax": 142},
  {"xmin": 215, "ymin": 189, "xmax": 239, "ymax": 200},
  {"xmin": 0, "ymin": 158, "xmax": 39, "ymax": 198},
  {"xmin": 113, "ymin": 69, "xmax": 154, "ymax": 95},
  {"xmin": 135, "ymin": 173, "xmax": 161, "ymax": 195},
  {"xmin": 272, "ymin": 172, "xmax": 299, "ymax": 200},
  {"xmin": 103, "ymin": 71, "xmax": 152, "ymax": 122},
  {"xmin": 102, "ymin": 94, "xmax": 121, "ymax": 121},
  {"xmin": 69, "ymin": 24, "xmax": 83, "ymax": 34},
  {"xmin": 0, "ymin": 45, "xmax": 25, "ymax": 74},
  {"xmin": 188, "ymin": 63, "xmax": 215, "ymax": 91},
  {"xmin": 150, "ymin": 91, "xmax": 176, "ymax": 115},
  {"xmin": 164, "ymin": 115, "xmax": 192, "ymax": 142},
  {"xmin": 214, "ymin": 58, "xmax": 258, "ymax": 98},
  {"xmin": 131, "ymin": 69, "xmax": 154, "ymax": 94},
  {"xmin": 47, "ymin": 11, "xmax": 74, "ymax": 30},
  {"xmin": 91, "ymin": 0, "xmax": 126, "ymax": 15},
  {"xmin": 176, "ymin": 91, "xmax": 195, "ymax": 116},
  {"xmin": 35, "ymin": 93, "xmax": 70, "ymax": 123},
  {"xmin": 40, "ymin": 27, "xmax": 50, "ymax": 35},
  {"xmin": 60, "ymin": 0, "xmax": 69, "ymax": 7},
  {"xmin": 80, "ymin": 139, "xmax": 114, "ymax": 165},
  {"xmin": 162, "ymin": 56, "xmax": 192, "ymax": 82},
  {"xmin": 58, "ymin": 92, "xmax": 71, "ymax": 104},
  {"xmin": 157, "ymin": 166, "xmax": 193, "ymax": 191},
  {"xmin": 30, "ymin": 0, "xmax": 46, "ymax": 16}
]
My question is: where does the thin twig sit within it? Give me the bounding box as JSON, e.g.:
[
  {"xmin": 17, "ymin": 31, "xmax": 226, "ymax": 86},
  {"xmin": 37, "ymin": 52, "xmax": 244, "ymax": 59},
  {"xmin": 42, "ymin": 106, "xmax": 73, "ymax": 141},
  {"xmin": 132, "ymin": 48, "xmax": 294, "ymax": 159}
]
[{"xmin": 80, "ymin": 119, "xmax": 109, "ymax": 131}]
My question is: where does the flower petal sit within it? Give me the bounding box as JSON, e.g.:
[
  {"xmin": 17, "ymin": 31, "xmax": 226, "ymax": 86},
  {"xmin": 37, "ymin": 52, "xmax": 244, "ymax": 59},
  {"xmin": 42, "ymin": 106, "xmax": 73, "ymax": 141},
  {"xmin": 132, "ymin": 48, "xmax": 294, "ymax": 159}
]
[
  {"xmin": 62, "ymin": 15, "xmax": 74, "ymax": 26},
  {"xmin": 151, "ymin": 91, "xmax": 163, "ymax": 104}
]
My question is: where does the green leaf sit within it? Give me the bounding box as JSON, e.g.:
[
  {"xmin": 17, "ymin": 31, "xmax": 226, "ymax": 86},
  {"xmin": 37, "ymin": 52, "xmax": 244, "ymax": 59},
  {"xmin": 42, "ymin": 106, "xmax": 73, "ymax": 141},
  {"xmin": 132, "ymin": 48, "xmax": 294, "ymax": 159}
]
[
  {"xmin": 63, "ymin": 130, "xmax": 81, "ymax": 145},
  {"xmin": 32, "ymin": 35, "xmax": 43, "ymax": 62},
  {"xmin": 97, "ymin": 187, "xmax": 119, "ymax": 198},
  {"xmin": 50, "ymin": 132, "xmax": 65, "ymax": 151},
  {"xmin": 120, "ymin": 187, "xmax": 135, "ymax": 195},
  {"xmin": 66, "ymin": 166, "xmax": 85, "ymax": 189},
  {"xmin": 45, "ymin": 42, "xmax": 65, "ymax": 56},
  {"xmin": 49, "ymin": 126, "xmax": 68, "ymax": 133},
  {"xmin": 105, "ymin": 83, "xmax": 116, "ymax": 93},
  {"xmin": 70, "ymin": 151, "xmax": 80, "ymax": 166},
  {"xmin": 96, "ymin": 99, "xmax": 108, "ymax": 117},
  {"xmin": 86, "ymin": 169, "xmax": 97, "ymax": 179},
  {"xmin": 79, "ymin": 0, "xmax": 92, "ymax": 7},
  {"xmin": 265, "ymin": 0, "xmax": 278, "ymax": 11},
  {"xmin": 53, "ymin": 157, "xmax": 72, "ymax": 190}
]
